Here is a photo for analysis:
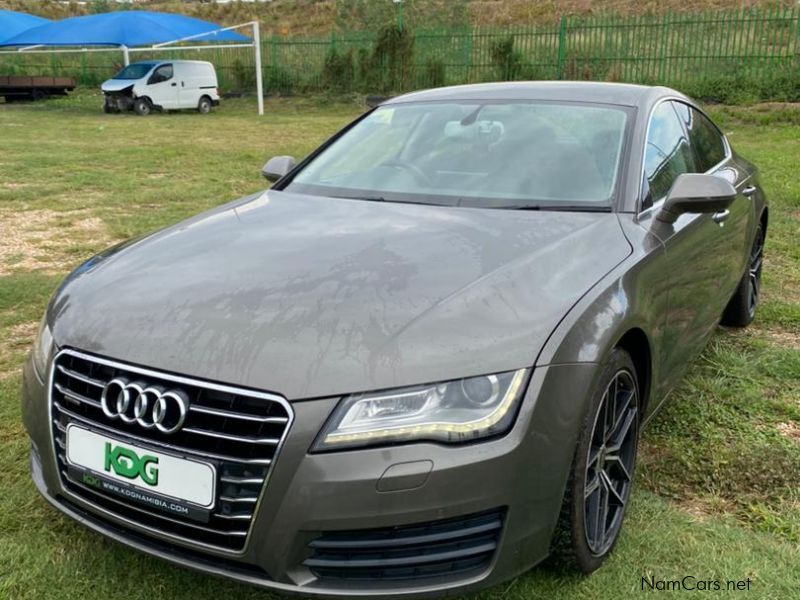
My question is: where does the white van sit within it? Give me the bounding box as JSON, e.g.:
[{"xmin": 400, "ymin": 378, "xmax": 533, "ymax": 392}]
[{"xmin": 101, "ymin": 60, "xmax": 220, "ymax": 116}]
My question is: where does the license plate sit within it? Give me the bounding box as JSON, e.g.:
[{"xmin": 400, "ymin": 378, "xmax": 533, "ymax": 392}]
[{"xmin": 65, "ymin": 425, "xmax": 216, "ymax": 519}]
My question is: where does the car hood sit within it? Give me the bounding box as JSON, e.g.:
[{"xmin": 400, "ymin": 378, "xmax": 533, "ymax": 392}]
[
  {"xmin": 101, "ymin": 79, "xmax": 136, "ymax": 93},
  {"xmin": 50, "ymin": 191, "xmax": 631, "ymax": 400}
]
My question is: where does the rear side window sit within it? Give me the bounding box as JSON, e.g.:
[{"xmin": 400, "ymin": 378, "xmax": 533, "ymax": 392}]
[
  {"xmin": 687, "ymin": 107, "xmax": 727, "ymax": 172},
  {"xmin": 643, "ymin": 101, "xmax": 696, "ymax": 206}
]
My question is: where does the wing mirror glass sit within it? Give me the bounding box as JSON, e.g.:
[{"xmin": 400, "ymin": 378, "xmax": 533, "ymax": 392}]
[
  {"xmin": 657, "ymin": 173, "xmax": 736, "ymax": 223},
  {"xmin": 261, "ymin": 156, "xmax": 296, "ymax": 183}
]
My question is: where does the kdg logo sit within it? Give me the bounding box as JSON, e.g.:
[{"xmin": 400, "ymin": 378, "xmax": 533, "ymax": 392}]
[{"xmin": 104, "ymin": 442, "xmax": 159, "ymax": 486}]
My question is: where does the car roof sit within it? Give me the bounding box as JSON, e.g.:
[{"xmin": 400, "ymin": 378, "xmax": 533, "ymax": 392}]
[
  {"xmin": 384, "ymin": 81, "xmax": 688, "ymax": 109},
  {"xmin": 130, "ymin": 60, "xmax": 212, "ymax": 67}
]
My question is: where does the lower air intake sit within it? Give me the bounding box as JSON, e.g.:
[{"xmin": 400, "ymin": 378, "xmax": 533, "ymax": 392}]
[{"xmin": 304, "ymin": 508, "xmax": 505, "ymax": 581}]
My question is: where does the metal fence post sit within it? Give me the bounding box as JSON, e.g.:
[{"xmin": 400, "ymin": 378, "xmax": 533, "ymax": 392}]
[
  {"xmin": 557, "ymin": 15, "xmax": 567, "ymax": 79},
  {"xmin": 270, "ymin": 32, "xmax": 277, "ymax": 85},
  {"xmin": 254, "ymin": 21, "xmax": 264, "ymax": 116},
  {"xmin": 464, "ymin": 26, "xmax": 473, "ymax": 83}
]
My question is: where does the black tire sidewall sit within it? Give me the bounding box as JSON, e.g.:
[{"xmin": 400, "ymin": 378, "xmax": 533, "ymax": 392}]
[
  {"xmin": 568, "ymin": 348, "xmax": 640, "ymax": 573},
  {"xmin": 198, "ymin": 97, "xmax": 211, "ymax": 113},
  {"xmin": 134, "ymin": 98, "xmax": 151, "ymax": 116},
  {"xmin": 721, "ymin": 221, "xmax": 764, "ymax": 327}
]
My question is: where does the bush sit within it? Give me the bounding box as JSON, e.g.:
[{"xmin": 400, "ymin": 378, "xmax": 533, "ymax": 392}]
[
  {"xmin": 420, "ymin": 57, "xmax": 446, "ymax": 88},
  {"xmin": 684, "ymin": 72, "xmax": 761, "ymax": 105},
  {"xmin": 489, "ymin": 35, "xmax": 523, "ymax": 81},
  {"xmin": 266, "ymin": 65, "xmax": 295, "ymax": 95},
  {"xmin": 757, "ymin": 70, "xmax": 800, "ymax": 103},
  {"xmin": 371, "ymin": 24, "xmax": 415, "ymax": 92},
  {"xmin": 321, "ymin": 47, "xmax": 355, "ymax": 92},
  {"xmin": 231, "ymin": 59, "xmax": 256, "ymax": 93}
]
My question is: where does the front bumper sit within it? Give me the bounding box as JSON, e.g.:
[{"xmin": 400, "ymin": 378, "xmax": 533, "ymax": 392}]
[{"xmin": 22, "ymin": 355, "xmax": 597, "ymax": 598}]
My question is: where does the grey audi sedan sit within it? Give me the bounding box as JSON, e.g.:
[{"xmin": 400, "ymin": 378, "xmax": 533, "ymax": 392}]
[{"xmin": 22, "ymin": 82, "xmax": 766, "ymax": 597}]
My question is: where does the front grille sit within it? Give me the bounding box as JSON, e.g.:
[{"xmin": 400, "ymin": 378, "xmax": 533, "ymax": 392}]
[
  {"xmin": 304, "ymin": 508, "xmax": 505, "ymax": 581},
  {"xmin": 50, "ymin": 348, "xmax": 293, "ymax": 554}
]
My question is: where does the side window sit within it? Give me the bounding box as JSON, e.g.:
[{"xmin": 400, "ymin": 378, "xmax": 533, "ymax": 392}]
[
  {"xmin": 149, "ymin": 64, "xmax": 173, "ymax": 84},
  {"xmin": 687, "ymin": 107, "xmax": 727, "ymax": 172},
  {"xmin": 643, "ymin": 101, "xmax": 695, "ymax": 207}
]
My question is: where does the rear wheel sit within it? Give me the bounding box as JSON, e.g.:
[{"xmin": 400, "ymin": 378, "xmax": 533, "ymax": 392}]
[
  {"xmin": 551, "ymin": 348, "xmax": 640, "ymax": 573},
  {"xmin": 721, "ymin": 222, "xmax": 764, "ymax": 327},
  {"xmin": 197, "ymin": 96, "xmax": 212, "ymax": 114},
  {"xmin": 133, "ymin": 97, "xmax": 151, "ymax": 116}
]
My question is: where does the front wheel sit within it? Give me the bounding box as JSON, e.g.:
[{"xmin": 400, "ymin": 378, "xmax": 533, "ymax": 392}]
[
  {"xmin": 197, "ymin": 96, "xmax": 212, "ymax": 114},
  {"xmin": 133, "ymin": 97, "xmax": 151, "ymax": 116},
  {"xmin": 551, "ymin": 348, "xmax": 640, "ymax": 573}
]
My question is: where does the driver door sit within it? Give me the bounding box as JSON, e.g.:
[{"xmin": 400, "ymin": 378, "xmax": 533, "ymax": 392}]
[
  {"xmin": 644, "ymin": 101, "xmax": 740, "ymax": 387},
  {"xmin": 145, "ymin": 64, "xmax": 178, "ymax": 109}
]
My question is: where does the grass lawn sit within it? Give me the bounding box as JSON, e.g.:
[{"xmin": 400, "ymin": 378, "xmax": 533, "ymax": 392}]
[{"xmin": 0, "ymin": 91, "xmax": 798, "ymax": 599}]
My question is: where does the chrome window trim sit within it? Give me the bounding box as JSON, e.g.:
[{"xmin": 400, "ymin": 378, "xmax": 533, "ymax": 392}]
[
  {"xmin": 47, "ymin": 347, "xmax": 295, "ymax": 558},
  {"xmin": 636, "ymin": 96, "xmax": 733, "ymax": 220}
]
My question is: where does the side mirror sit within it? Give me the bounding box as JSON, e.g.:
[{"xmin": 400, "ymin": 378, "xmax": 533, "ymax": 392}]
[
  {"xmin": 261, "ymin": 155, "xmax": 296, "ymax": 183},
  {"xmin": 657, "ymin": 173, "xmax": 736, "ymax": 224}
]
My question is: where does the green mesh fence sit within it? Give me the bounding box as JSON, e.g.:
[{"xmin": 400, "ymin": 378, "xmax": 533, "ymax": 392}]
[{"xmin": 1, "ymin": 8, "xmax": 798, "ymax": 102}]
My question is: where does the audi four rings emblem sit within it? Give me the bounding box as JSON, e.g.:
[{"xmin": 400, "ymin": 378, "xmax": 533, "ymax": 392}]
[{"xmin": 100, "ymin": 378, "xmax": 189, "ymax": 434}]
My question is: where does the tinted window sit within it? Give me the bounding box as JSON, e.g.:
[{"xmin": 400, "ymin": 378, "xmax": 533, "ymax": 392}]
[
  {"xmin": 687, "ymin": 107, "xmax": 726, "ymax": 171},
  {"xmin": 150, "ymin": 64, "xmax": 173, "ymax": 84},
  {"xmin": 643, "ymin": 102, "xmax": 695, "ymax": 205},
  {"xmin": 286, "ymin": 101, "xmax": 630, "ymax": 209},
  {"xmin": 112, "ymin": 63, "xmax": 157, "ymax": 80}
]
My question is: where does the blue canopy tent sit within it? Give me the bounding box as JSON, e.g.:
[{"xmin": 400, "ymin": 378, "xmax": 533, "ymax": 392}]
[
  {"xmin": 0, "ymin": 11, "xmax": 264, "ymax": 114},
  {"xmin": 0, "ymin": 9, "xmax": 49, "ymax": 44}
]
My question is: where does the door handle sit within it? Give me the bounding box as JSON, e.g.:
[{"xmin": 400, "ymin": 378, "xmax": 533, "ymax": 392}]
[
  {"xmin": 742, "ymin": 185, "xmax": 757, "ymax": 197},
  {"xmin": 171, "ymin": 82, "xmax": 177, "ymax": 87},
  {"xmin": 712, "ymin": 209, "xmax": 731, "ymax": 224}
]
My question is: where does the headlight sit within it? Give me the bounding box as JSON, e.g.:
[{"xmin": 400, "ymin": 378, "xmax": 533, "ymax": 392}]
[
  {"xmin": 31, "ymin": 314, "xmax": 54, "ymax": 378},
  {"xmin": 313, "ymin": 369, "xmax": 529, "ymax": 451}
]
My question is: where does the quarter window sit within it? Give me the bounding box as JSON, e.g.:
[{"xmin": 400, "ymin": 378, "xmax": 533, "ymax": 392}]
[
  {"xmin": 687, "ymin": 107, "xmax": 727, "ymax": 172},
  {"xmin": 643, "ymin": 101, "xmax": 695, "ymax": 207}
]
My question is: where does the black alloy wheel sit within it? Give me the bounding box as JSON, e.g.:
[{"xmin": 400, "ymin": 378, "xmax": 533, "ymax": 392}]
[
  {"xmin": 551, "ymin": 348, "xmax": 641, "ymax": 573},
  {"xmin": 583, "ymin": 368, "xmax": 638, "ymax": 556},
  {"xmin": 747, "ymin": 225, "xmax": 765, "ymax": 318}
]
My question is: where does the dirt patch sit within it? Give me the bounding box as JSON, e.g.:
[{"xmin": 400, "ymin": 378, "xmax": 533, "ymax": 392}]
[
  {"xmin": 776, "ymin": 422, "xmax": 800, "ymax": 443},
  {"xmin": 767, "ymin": 329, "xmax": 800, "ymax": 351},
  {"xmin": 0, "ymin": 209, "xmax": 118, "ymax": 276},
  {"xmin": 0, "ymin": 320, "xmax": 38, "ymax": 381},
  {"xmin": 673, "ymin": 494, "xmax": 736, "ymax": 522},
  {"xmin": 737, "ymin": 324, "xmax": 800, "ymax": 351},
  {"xmin": 1, "ymin": 182, "xmax": 30, "ymax": 190},
  {"xmin": 7, "ymin": 321, "xmax": 39, "ymax": 343}
]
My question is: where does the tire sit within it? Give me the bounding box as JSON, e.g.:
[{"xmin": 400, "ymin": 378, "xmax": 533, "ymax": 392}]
[
  {"xmin": 103, "ymin": 102, "xmax": 112, "ymax": 114},
  {"xmin": 197, "ymin": 96, "xmax": 212, "ymax": 114},
  {"xmin": 133, "ymin": 97, "xmax": 151, "ymax": 116},
  {"xmin": 721, "ymin": 221, "xmax": 765, "ymax": 328},
  {"xmin": 551, "ymin": 348, "xmax": 640, "ymax": 574},
  {"xmin": 31, "ymin": 88, "xmax": 48, "ymax": 101}
]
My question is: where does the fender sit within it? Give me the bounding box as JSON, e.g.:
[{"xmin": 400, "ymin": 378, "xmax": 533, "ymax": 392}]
[{"xmin": 535, "ymin": 213, "xmax": 669, "ymax": 419}]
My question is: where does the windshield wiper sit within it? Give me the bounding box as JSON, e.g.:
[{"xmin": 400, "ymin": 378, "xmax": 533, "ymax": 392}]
[
  {"xmin": 334, "ymin": 195, "xmax": 387, "ymax": 202},
  {"xmin": 496, "ymin": 204, "xmax": 613, "ymax": 212},
  {"xmin": 332, "ymin": 194, "xmax": 460, "ymax": 208}
]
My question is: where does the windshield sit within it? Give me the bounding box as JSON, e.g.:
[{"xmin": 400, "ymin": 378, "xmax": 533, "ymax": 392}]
[
  {"xmin": 284, "ymin": 101, "xmax": 630, "ymax": 209},
  {"xmin": 112, "ymin": 63, "xmax": 156, "ymax": 80}
]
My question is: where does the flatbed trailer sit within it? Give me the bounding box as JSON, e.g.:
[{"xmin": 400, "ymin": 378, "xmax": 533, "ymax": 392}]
[{"xmin": 0, "ymin": 75, "xmax": 75, "ymax": 101}]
